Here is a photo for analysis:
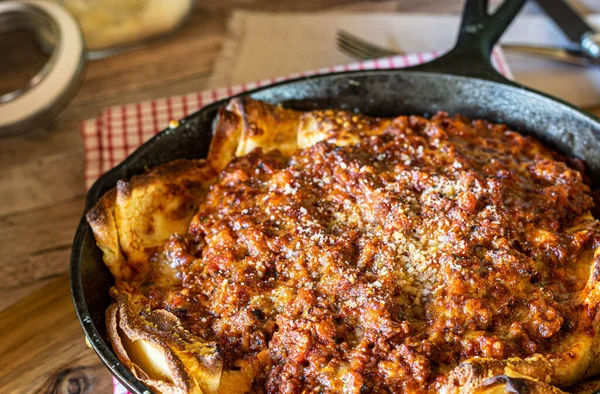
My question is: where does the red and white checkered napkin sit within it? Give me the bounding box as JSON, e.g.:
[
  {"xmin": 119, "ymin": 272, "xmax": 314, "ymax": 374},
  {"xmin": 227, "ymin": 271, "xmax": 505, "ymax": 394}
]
[
  {"xmin": 83, "ymin": 49, "xmax": 512, "ymax": 191},
  {"xmin": 92, "ymin": 49, "xmax": 511, "ymax": 394}
]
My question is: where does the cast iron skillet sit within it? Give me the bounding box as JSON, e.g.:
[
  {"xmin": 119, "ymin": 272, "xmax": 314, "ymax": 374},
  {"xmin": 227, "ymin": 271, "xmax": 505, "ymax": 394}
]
[{"xmin": 70, "ymin": 0, "xmax": 600, "ymax": 392}]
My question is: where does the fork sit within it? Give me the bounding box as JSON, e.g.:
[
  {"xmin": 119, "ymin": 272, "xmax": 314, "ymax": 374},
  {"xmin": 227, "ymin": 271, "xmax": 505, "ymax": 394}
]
[
  {"xmin": 336, "ymin": 29, "xmax": 600, "ymax": 66},
  {"xmin": 336, "ymin": 30, "xmax": 402, "ymax": 60}
]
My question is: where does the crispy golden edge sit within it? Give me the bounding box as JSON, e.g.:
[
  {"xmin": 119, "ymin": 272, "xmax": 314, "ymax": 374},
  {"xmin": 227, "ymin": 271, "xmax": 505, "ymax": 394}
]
[
  {"xmin": 115, "ymin": 159, "xmax": 216, "ymax": 263},
  {"xmin": 444, "ymin": 352, "xmax": 592, "ymax": 393},
  {"xmin": 209, "ymin": 97, "xmax": 392, "ymax": 167},
  {"xmin": 108, "ymin": 296, "xmax": 266, "ymax": 394},
  {"xmin": 207, "ymin": 97, "xmax": 301, "ymax": 171},
  {"xmin": 107, "ymin": 296, "xmax": 221, "ymax": 394},
  {"xmin": 87, "ymin": 189, "xmax": 128, "ymax": 279},
  {"xmin": 87, "ymin": 159, "xmax": 216, "ymax": 281},
  {"xmin": 207, "ymin": 107, "xmax": 243, "ymax": 172},
  {"xmin": 472, "ymin": 374, "xmax": 567, "ymax": 394},
  {"xmin": 227, "ymin": 97, "xmax": 301, "ymax": 157}
]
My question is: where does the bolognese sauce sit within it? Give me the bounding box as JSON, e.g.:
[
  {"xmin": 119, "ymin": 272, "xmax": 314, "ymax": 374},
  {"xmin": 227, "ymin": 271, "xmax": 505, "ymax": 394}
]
[{"xmin": 123, "ymin": 111, "xmax": 597, "ymax": 393}]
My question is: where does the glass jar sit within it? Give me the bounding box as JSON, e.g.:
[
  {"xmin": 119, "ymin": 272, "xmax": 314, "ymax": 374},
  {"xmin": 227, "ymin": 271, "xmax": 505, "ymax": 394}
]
[{"xmin": 56, "ymin": 0, "xmax": 193, "ymax": 59}]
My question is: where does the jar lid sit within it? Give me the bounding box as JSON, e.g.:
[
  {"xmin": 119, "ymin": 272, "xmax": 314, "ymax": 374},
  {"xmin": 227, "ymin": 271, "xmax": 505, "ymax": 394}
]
[{"xmin": 0, "ymin": 0, "xmax": 85, "ymax": 137}]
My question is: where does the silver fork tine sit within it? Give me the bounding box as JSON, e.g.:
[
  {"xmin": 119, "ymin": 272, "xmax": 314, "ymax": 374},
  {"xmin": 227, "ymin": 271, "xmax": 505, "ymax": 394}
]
[
  {"xmin": 337, "ymin": 37, "xmax": 386, "ymax": 59},
  {"xmin": 337, "ymin": 38, "xmax": 373, "ymax": 60},
  {"xmin": 336, "ymin": 30, "xmax": 401, "ymax": 60},
  {"xmin": 337, "ymin": 31, "xmax": 394, "ymax": 59},
  {"xmin": 337, "ymin": 30, "xmax": 399, "ymax": 58}
]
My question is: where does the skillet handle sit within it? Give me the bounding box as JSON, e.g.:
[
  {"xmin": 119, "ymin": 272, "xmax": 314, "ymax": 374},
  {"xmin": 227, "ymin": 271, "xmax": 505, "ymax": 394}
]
[{"xmin": 410, "ymin": 0, "xmax": 526, "ymax": 83}]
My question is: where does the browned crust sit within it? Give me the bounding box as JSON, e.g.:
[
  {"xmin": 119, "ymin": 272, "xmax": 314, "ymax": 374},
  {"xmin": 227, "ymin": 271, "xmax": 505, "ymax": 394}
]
[
  {"xmin": 107, "ymin": 296, "xmax": 222, "ymax": 394},
  {"xmin": 207, "ymin": 107, "xmax": 243, "ymax": 172},
  {"xmin": 107, "ymin": 296, "xmax": 267, "ymax": 394},
  {"xmin": 443, "ymin": 335, "xmax": 600, "ymax": 393},
  {"xmin": 227, "ymin": 97, "xmax": 301, "ymax": 157},
  {"xmin": 87, "ymin": 159, "xmax": 217, "ymax": 282},
  {"xmin": 207, "ymin": 98, "xmax": 302, "ymax": 171},
  {"xmin": 86, "ymin": 189, "xmax": 129, "ymax": 279},
  {"xmin": 207, "ymin": 98, "xmax": 393, "ymax": 173},
  {"xmin": 474, "ymin": 375, "xmax": 567, "ymax": 394}
]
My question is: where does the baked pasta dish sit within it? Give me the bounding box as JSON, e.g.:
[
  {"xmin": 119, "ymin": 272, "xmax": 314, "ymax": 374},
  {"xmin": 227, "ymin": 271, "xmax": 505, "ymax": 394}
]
[{"xmin": 87, "ymin": 98, "xmax": 600, "ymax": 394}]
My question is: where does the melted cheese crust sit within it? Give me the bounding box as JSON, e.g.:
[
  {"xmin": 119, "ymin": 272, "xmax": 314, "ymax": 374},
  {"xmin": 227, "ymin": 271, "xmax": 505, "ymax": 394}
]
[{"xmin": 89, "ymin": 99, "xmax": 600, "ymax": 394}]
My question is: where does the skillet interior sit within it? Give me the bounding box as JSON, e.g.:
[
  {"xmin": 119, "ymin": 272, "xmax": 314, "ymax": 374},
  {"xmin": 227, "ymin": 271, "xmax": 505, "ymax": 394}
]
[{"xmin": 71, "ymin": 69, "xmax": 600, "ymax": 393}]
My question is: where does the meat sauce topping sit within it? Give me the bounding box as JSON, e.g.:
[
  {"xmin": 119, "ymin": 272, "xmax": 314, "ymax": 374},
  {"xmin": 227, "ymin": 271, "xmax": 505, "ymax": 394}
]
[{"xmin": 133, "ymin": 113, "xmax": 597, "ymax": 393}]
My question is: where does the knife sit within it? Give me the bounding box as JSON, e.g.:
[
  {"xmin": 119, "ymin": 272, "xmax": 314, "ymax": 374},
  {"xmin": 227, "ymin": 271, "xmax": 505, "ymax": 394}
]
[
  {"xmin": 535, "ymin": 0, "xmax": 600, "ymax": 58},
  {"xmin": 502, "ymin": 44, "xmax": 600, "ymax": 66}
]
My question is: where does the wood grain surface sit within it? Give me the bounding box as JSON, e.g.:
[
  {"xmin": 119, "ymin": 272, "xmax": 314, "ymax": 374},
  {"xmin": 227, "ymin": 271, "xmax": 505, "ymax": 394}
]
[{"xmin": 1, "ymin": 1, "xmax": 599, "ymax": 393}]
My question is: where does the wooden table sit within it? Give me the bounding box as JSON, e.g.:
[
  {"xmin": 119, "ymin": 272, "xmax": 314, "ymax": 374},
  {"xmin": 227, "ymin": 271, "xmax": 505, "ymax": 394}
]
[{"xmin": 1, "ymin": 1, "xmax": 599, "ymax": 393}]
